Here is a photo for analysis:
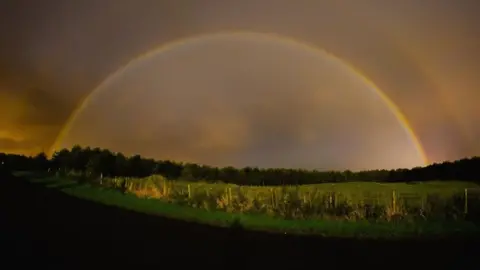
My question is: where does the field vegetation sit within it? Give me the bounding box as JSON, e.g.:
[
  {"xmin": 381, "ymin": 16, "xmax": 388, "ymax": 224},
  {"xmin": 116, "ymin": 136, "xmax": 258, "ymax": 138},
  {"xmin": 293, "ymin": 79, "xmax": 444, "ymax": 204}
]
[
  {"xmin": 4, "ymin": 145, "xmax": 480, "ymax": 238},
  {"xmin": 61, "ymin": 172, "xmax": 480, "ymax": 223}
]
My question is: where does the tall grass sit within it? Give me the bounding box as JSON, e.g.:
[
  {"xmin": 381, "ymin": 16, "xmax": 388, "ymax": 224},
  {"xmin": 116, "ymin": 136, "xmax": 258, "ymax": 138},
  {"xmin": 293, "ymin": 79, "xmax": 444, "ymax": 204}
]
[{"xmin": 87, "ymin": 175, "xmax": 480, "ymax": 223}]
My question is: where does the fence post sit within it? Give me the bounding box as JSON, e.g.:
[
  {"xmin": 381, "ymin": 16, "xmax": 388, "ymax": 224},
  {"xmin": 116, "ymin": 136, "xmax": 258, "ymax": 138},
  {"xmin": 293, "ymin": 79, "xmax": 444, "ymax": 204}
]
[
  {"xmin": 270, "ymin": 188, "xmax": 275, "ymax": 207},
  {"xmin": 464, "ymin": 188, "xmax": 468, "ymax": 214},
  {"xmin": 187, "ymin": 184, "xmax": 191, "ymax": 199},
  {"xmin": 329, "ymin": 193, "xmax": 333, "ymax": 208},
  {"xmin": 392, "ymin": 190, "xmax": 397, "ymax": 213}
]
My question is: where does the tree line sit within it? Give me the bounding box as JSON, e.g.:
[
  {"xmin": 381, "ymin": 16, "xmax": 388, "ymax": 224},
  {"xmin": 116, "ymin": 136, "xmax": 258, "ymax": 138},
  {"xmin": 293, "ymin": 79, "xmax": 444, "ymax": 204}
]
[{"xmin": 1, "ymin": 145, "xmax": 479, "ymax": 185}]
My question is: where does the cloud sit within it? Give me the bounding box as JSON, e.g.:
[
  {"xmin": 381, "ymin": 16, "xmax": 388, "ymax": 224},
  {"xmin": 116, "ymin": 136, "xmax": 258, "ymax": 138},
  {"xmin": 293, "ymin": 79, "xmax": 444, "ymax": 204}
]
[
  {"xmin": 58, "ymin": 34, "xmax": 424, "ymax": 170},
  {"xmin": 2, "ymin": 1, "xmax": 478, "ymax": 164},
  {"xmin": 0, "ymin": 138, "xmax": 23, "ymax": 150},
  {"xmin": 0, "ymin": 137, "xmax": 32, "ymax": 151},
  {"xmin": 0, "ymin": 85, "xmax": 62, "ymax": 154}
]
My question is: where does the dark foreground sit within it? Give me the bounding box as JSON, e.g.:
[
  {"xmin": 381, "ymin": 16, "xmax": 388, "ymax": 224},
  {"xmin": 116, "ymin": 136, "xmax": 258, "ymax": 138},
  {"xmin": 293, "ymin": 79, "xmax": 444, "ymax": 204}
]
[{"xmin": 1, "ymin": 170, "xmax": 478, "ymax": 269}]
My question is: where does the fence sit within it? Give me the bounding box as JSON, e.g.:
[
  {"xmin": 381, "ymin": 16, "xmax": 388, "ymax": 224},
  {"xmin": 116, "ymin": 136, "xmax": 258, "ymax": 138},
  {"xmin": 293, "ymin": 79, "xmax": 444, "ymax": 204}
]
[
  {"xmin": 96, "ymin": 175, "xmax": 480, "ymax": 221},
  {"xmin": 464, "ymin": 188, "xmax": 480, "ymax": 214}
]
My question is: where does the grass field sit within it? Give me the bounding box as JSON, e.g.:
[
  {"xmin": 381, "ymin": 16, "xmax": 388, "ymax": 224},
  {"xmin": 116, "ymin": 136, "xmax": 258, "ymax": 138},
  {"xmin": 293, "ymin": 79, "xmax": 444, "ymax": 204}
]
[
  {"xmin": 19, "ymin": 171, "xmax": 480, "ymax": 239},
  {"xmin": 100, "ymin": 174, "xmax": 480, "ymax": 222}
]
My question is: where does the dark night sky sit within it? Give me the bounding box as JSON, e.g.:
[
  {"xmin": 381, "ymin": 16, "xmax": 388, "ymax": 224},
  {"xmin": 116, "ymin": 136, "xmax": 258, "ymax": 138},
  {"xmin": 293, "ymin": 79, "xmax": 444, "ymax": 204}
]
[{"xmin": 1, "ymin": 0, "xmax": 479, "ymax": 170}]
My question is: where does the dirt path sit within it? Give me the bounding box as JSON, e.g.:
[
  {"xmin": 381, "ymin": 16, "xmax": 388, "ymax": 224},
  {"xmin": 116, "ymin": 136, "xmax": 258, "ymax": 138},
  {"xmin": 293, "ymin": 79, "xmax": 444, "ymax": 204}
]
[{"xmin": 0, "ymin": 170, "xmax": 478, "ymax": 269}]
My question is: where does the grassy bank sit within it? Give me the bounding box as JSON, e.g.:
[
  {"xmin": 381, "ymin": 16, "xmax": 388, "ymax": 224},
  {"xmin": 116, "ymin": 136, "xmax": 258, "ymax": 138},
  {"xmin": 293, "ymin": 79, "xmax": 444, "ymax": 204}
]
[{"xmin": 18, "ymin": 171, "xmax": 480, "ymax": 239}]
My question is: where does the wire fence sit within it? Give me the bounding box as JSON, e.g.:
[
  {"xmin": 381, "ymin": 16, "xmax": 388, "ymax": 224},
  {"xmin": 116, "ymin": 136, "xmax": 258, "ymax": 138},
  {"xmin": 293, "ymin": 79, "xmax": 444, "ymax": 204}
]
[{"xmin": 95, "ymin": 176, "xmax": 480, "ymax": 222}]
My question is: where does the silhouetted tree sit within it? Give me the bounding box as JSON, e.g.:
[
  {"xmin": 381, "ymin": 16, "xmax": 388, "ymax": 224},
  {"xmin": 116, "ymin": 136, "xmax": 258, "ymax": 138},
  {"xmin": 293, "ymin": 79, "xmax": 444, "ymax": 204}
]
[{"xmin": 3, "ymin": 145, "xmax": 480, "ymax": 186}]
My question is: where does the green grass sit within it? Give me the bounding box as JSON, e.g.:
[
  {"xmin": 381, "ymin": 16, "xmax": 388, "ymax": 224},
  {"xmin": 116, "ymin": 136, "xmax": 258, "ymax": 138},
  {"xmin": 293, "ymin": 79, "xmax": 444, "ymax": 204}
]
[
  {"xmin": 175, "ymin": 179, "xmax": 479, "ymax": 195},
  {"xmin": 18, "ymin": 172, "xmax": 480, "ymax": 239},
  {"xmin": 151, "ymin": 178, "xmax": 480, "ymax": 205}
]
